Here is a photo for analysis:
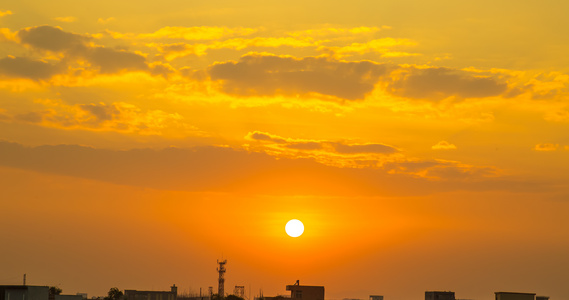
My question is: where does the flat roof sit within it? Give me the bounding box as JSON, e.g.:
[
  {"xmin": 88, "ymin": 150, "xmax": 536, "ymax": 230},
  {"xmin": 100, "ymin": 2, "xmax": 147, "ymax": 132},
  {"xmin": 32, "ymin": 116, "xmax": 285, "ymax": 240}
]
[
  {"xmin": 0, "ymin": 286, "xmax": 49, "ymax": 289},
  {"xmin": 495, "ymin": 292, "xmax": 536, "ymax": 295}
]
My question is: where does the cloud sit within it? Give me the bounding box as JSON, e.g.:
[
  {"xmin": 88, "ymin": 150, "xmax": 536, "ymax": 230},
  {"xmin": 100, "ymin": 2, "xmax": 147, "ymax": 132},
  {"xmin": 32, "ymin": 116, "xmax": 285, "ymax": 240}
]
[
  {"xmin": 53, "ymin": 17, "xmax": 77, "ymax": 23},
  {"xmin": 381, "ymin": 51, "xmax": 421, "ymax": 58},
  {"xmin": 86, "ymin": 47, "xmax": 148, "ymax": 73},
  {"xmin": 332, "ymin": 142, "xmax": 399, "ymax": 154},
  {"xmin": 382, "ymin": 160, "xmax": 441, "ymax": 174},
  {"xmin": 287, "ymin": 26, "xmax": 388, "ymax": 38},
  {"xmin": 0, "ymin": 10, "xmax": 12, "ymax": 17},
  {"xmin": 13, "ymin": 25, "xmax": 150, "ymax": 76},
  {"xmin": 79, "ymin": 102, "xmax": 119, "ymax": 121},
  {"xmin": 14, "ymin": 111, "xmax": 44, "ymax": 123},
  {"xmin": 325, "ymin": 38, "xmax": 418, "ymax": 57},
  {"xmin": 246, "ymin": 131, "xmax": 287, "ymax": 143},
  {"xmin": 152, "ymin": 37, "xmax": 317, "ymax": 60},
  {"xmin": 203, "ymin": 53, "xmax": 509, "ymax": 102},
  {"xmin": 148, "ymin": 26, "xmax": 396, "ymax": 60},
  {"xmin": 97, "ymin": 17, "xmax": 115, "ymax": 24},
  {"xmin": 149, "ymin": 62, "xmax": 175, "ymax": 77},
  {"xmin": 247, "ymin": 131, "xmax": 399, "ymax": 156},
  {"xmin": 285, "ymin": 142, "xmax": 323, "ymax": 150},
  {"xmin": 524, "ymin": 71, "xmax": 569, "ymax": 101},
  {"xmin": 432, "ymin": 141, "xmax": 457, "ymax": 150},
  {"xmin": 6, "ymin": 99, "xmax": 189, "ymax": 135},
  {"xmin": 209, "ymin": 53, "xmax": 389, "ymax": 100},
  {"xmin": 0, "ymin": 28, "xmax": 17, "ymax": 42},
  {"xmin": 544, "ymin": 109, "xmax": 569, "ymax": 122},
  {"xmin": 386, "ymin": 67, "xmax": 508, "ymax": 100},
  {"xmin": 245, "ymin": 130, "xmax": 403, "ymax": 170},
  {"xmin": 534, "ymin": 143, "xmax": 558, "ymax": 151},
  {"xmin": 242, "ymin": 131, "xmax": 504, "ymax": 185},
  {"xmin": 0, "ymin": 56, "xmax": 61, "ymax": 80},
  {"xmin": 423, "ymin": 162, "xmax": 498, "ymax": 180},
  {"xmin": 382, "ymin": 159, "xmax": 498, "ymax": 180},
  {"xmin": 138, "ymin": 26, "xmax": 258, "ymax": 41},
  {"xmin": 18, "ymin": 25, "xmax": 89, "ymax": 52},
  {"xmin": 0, "ymin": 141, "xmax": 535, "ymax": 196}
]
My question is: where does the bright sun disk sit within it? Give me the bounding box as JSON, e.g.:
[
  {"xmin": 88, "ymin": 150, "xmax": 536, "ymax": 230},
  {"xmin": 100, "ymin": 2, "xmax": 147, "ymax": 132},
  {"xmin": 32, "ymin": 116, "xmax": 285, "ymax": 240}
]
[{"xmin": 285, "ymin": 219, "xmax": 304, "ymax": 237}]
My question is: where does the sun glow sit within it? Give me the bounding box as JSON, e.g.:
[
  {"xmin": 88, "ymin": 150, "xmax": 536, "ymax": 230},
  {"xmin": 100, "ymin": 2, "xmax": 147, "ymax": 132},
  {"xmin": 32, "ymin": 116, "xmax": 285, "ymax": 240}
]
[{"xmin": 285, "ymin": 219, "xmax": 304, "ymax": 237}]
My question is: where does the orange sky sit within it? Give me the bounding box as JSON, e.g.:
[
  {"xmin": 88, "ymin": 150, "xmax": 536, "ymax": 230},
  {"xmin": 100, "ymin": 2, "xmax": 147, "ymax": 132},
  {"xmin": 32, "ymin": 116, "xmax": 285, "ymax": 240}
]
[{"xmin": 1, "ymin": 1, "xmax": 569, "ymax": 300}]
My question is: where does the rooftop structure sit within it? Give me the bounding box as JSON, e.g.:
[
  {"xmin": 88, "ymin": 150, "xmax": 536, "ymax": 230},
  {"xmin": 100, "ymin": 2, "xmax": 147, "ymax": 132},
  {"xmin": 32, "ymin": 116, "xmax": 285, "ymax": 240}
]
[
  {"xmin": 54, "ymin": 295, "xmax": 83, "ymax": 300},
  {"xmin": 285, "ymin": 281, "xmax": 324, "ymax": 300},
  {"xmin": 425, "ymin": 291, "xmax": 455, "ymax": 300},
  {"xmin": 426, "ymin": 291, "xmax": 455, "ymax": 300},
  {"xmin": 495, "ymin": 292, "xmax": 536, "ymax": 300},
  {"xmin": 124, "ymin": 285, "xmax": 178, "ymax": 300},
  {"xmin": 0, "ymin": 285, "xmax": 49, "ymax": 300}
]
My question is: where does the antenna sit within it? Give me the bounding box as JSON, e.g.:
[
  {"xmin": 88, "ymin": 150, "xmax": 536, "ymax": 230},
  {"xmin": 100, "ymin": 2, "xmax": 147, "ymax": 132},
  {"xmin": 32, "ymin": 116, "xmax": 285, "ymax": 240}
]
[
  {"xmin": 217, "ymin": 260, "xmax": 227, "ymax": 297},
  {"xmin": 23, "ymin": 274, "xmax": 26, "ymax": 285},
  {"xmin": 234, "ymin": 286, "xmax": 245, "ymax": 298}
]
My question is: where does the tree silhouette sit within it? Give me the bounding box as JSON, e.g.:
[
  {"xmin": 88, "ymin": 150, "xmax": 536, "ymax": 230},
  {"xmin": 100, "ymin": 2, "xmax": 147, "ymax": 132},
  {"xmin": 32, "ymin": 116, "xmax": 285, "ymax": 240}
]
[
  {"xmin": 49, "ymin": 287, "xmax": 62, "ymax": 296},
  {"xmin": 105, "ymin": 288, "xmax": 123, "ymax": 300},
  {"xmin": 225, "ymin": 295, "xmax": 244, "ymax": 300}
]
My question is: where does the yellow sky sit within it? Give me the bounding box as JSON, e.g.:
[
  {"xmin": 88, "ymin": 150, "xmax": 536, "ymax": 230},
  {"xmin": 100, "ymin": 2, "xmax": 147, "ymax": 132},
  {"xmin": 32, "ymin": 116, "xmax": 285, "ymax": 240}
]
[{"xmin": 1, "ymin": 1, "xmax": 569, "ymax": 300}]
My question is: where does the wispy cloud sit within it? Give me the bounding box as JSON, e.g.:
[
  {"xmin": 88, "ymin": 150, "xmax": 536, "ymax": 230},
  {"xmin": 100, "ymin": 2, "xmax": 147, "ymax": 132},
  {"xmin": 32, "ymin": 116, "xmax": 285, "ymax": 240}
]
[
  {"xmin": 97, "ymin": 17, "xmax": 115, "ymax": 24},
  {"xmin": 432, "ymin": 141, "xmax": 457, "ymax": 150},
  {"xmin": 0, "ymin": 10, "xmax": 12, "ymax": 17},
  {"xmin": 150, "ymin": 36, "xmax": 316, "ymax": 60},
  {"xmin": 287, "ymin": 26, "xmax": 389, "ymax": 38},
  {"xmin": 321, "ymin": 37, "xmax": 418, "ymax": 57},
  {"xmin": 2, "ymin": 99, "xmax": 192, "ymax": 135},
  {"xmin": 53, "ymin": 16, "xmax": 77, "ymax": 23},
  {"xmin": 534, "ymin": 143, "xmax": 559, "ymax": 151},
  {"xmin": 137, "ymin": 26, "xmax": 259, "ymax": 40},
  {"xmin": 244, "ymin": 131, "xmax": 501, "ymax": 183},
  {"xmin": 0, "ymin": 141, "xmax": 528, "ymax": 197}
]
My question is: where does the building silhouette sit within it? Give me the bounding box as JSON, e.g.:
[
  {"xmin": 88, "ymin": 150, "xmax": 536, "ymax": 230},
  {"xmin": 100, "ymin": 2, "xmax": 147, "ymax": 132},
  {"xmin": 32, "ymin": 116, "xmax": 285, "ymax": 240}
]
[
  {"xmin": 495, "ymin": 292, "xmax": 536, "ymax": 300},
  {"xmin": 1, "ymin": 285, "xmax": 49, "ymax": 300},
  {"xmin": 494, "ymin": 292, "xmax": 551, "ymax": 300},
  {"xmin": 54, "ymin": 295, "xmax": 82, "ymax": 300},
  {"xmin": 285, "ymin": 281, "xmax": 324, "ymax": 300},
  {"xmin": 425, "ymin": 292, "xmax": 455, "ymax": 300},
  {"xmin": 124, "ymin": 285, "xmax": 178, "ymax": 300}
]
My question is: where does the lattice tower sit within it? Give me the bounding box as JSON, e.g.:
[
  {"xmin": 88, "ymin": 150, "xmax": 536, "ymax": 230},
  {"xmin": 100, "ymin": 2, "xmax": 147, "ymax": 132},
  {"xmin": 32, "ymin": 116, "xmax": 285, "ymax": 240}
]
[{"xmin": 217, "ymin": 260, "xmax": 227, "ymax": 297}]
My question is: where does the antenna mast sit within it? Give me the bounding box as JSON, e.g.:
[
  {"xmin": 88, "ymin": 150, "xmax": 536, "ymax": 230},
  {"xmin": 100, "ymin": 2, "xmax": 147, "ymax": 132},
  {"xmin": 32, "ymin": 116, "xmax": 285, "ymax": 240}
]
[{"xmin": 217, "ymin": 260, "xmax": 227, "ymax": 297}]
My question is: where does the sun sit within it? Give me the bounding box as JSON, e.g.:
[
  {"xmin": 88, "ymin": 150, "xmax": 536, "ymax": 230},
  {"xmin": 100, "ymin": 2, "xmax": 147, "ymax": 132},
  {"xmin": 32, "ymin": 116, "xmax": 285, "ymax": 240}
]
[{"xmin": 285, "ymin": 219, "xmax": 304, "ymax": 237}]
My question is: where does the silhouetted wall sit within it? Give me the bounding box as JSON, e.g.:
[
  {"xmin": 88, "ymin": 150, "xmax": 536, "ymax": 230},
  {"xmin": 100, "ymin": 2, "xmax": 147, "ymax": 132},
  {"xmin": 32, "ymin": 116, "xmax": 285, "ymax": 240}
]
[
  {"xmin": 285, "ymin": 285, "xmax": 323, "ymax": 300},
  {"xmin": 0, "ymin": 286, "xmax": 49, "ymax": 300},
  {"xmin": 55, "ymin": 295, "xmax": 83, "ymax": 300},
  {"xmin": 124, "ymin": 285, "xmax": 177, "ymax": 300},
  {"xmin": 495, "ymin": 292, "xmax": 535, "ymax": 300},
  {"xmin": 426, "ymin": 291, "xmax": 455, "ymax": 300}
]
